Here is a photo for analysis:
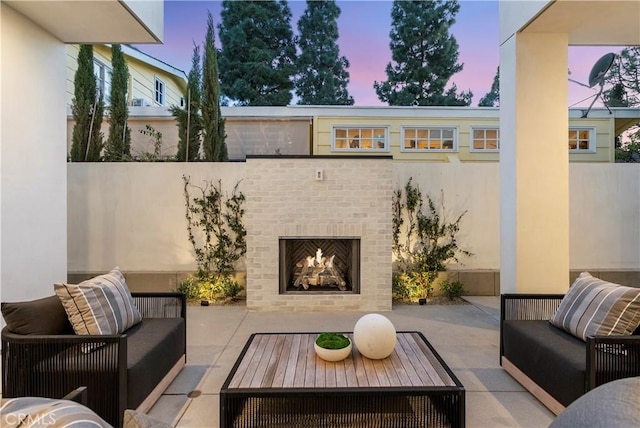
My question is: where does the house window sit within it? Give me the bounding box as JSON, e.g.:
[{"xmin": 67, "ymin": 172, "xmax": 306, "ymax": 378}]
[
  {"xmin": 154, "ymin": 77, "xmax": 165, "ymax": 106},
  {"xmin": 568, "ymin": 127, "xmax": 595, "ymax": 152},
  {"xmin": 401, "ymin": 127, "xmax": 457, "ymax": 151},
  {"xmin": 470, "ymin": 127, "xmax": 500, "ymax": 152},
  {"xmin": 332, "ymin": 127, "xmax": 389, "ymax": 151},
  {"xmin": 94, "ymin": 60, "xmax": 112, "ymax": 105}
]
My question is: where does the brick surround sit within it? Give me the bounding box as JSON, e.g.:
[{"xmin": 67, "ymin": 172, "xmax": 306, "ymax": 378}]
[{"xmin": 245, "ymin": 156, "xmax": 393, "ymax": 311}]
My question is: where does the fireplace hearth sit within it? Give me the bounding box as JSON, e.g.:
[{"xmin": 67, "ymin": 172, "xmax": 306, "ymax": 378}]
[{"xmin": 279, "ymin": 237, "xmax": 360, "ymax": 294}]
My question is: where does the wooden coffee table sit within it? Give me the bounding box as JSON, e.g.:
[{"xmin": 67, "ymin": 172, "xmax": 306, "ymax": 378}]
[{"xmin": 220, "ymin": 331, "xmax": 465, "ymax": 427}]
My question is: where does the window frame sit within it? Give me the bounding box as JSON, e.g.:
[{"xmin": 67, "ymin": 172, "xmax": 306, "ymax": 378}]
[
  {"xmin": 469, "ymin": 127, "xmax": 500, "ymax": 152},
  {"xmin": 93, "ymin": 59, "xmax": 112, "ymax": 105},
  {"xmin": 331, "ymin": 126, "xmax": 390, "ymax": 152},
  {"xmin": 154, "ymin": 76, "xmax": 165, "ymax": 106},
  {"xmin": 400, "ymin": 126, "xmax": 459, "ymax": 153},
  {"xmin": 568, "ymin": 127, "xmax": 596, "ymax": 153}
]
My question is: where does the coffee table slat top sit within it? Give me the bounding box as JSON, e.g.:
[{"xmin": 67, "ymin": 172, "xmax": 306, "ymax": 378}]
[{"xmin": 227, "ymin": 332, "xmax": 456, "ymax": 390}]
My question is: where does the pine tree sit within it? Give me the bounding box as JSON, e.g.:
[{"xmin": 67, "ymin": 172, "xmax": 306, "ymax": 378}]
[
  {"xmin": 104, "ymin": 44, "xmax": 131, "ymax": 161},
  {"xmin": 171, "ymin": 45, "xmax": 203, "ymax": 161},
  {"xmin": 374, "ymin": 0, "xmax": 471, "ymax": 106},
  {"xmin": 70, "ymin": 44, "xmax": 104, "ymax": 161},
  {"xmin": 479, "ymin": 67, "xmax": 500, "ymax": 107},
  {"xmin": 295, "ymin": 0, "xmax": 353, "ymax": 105},
  {"xmin": 605, "ymin": 47, "xmax": 639, "ymax": 107},
  {"xmin": 202, "ymin": 11, "xmax": 228, "ymax": 162},
  {"xmin": 604, "ymin": 83, "xmax": 629, "ymax": 107},
  {"xmin": 218, "ymin": 0, "xmax": 297, "ymax": 105}
]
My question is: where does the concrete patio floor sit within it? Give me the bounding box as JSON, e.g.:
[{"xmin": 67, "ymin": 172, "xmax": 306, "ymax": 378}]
[{"xmin": 148, "ymin": 296, "xmax": 555, "ymax": 428}]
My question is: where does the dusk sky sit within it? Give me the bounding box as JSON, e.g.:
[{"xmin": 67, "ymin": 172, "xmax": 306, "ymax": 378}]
[{"xmin": 134, "ymin": 0, "xmax": 620, "ymax": 107}]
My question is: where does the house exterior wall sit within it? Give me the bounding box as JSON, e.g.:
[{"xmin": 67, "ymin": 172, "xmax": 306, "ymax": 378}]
[
  {"xmin": 66, "ymin": 44, "xmax": 185, "ymax": 109},
  {"xmin": 312, "ymin": 113, "xmax": 614, "ymax": 162},
  {"xmin": 1, "ymin": 4, "xmax": 68, "ymax": 302},
  {"xmin": 66, "ymin": 107, "xmax": 623, "ymax": 162}
]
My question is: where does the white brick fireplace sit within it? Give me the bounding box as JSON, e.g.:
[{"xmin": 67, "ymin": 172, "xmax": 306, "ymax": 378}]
[{"xmin": 244, "ymin": 156, "xmax": 393, "ymax": 311}]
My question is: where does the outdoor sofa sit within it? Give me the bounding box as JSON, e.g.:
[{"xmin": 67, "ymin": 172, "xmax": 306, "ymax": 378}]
[
  {"xmin": 1, "ymin": 269, "xmax": 186, "ymax": 428},
  {"xmin": 500, "ymin": 273, "xmax": 640, "ymax": 415}
]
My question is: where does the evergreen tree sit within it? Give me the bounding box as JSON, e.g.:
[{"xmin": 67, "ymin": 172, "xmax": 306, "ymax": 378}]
[
  {"xmin": 218, "ymin": 0, "xmax": 296, "ymax": 105},
  {"xmin": 70, "ymin": 44, "xmax": 104, "ymax": 161},
  {"xmin": 605, "ymin": 47, "xmax": 639, "ymax": 107},
  {"xmin": 171, "ymin": 45, "xmax": 203, "ymax": 161},
  {"xmin": 202, "ymin": 11, "xmax": 228, "ymax": 162},
  {"xmin": 479, "ymin": 67, "xmax": 500, "ymax": 107},
  {"xmin": 104, "ymin": 44, "xmax": 131, "ymax": 161},
  {"xmin": 295, "ymin": 0, "xmax": 353, "ymax": 105},
  {"xmin": 604, "ymin": 83, "xmax": 629, "ymax": 107},
  {"xmin": 374, "ymin": 0, "xmax": 472, "ymax": 106}
]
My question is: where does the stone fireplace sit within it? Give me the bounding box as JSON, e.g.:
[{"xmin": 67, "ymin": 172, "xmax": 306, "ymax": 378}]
[
  {"xmin": 244, "ymin": 156, "xmax": 393, "ymax": 311},
  {"xmin": 279, "ymin": 237, "xmax": 360, "ymax": 294}
]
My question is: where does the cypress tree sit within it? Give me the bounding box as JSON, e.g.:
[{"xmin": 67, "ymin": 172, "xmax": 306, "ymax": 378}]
[
  {"xmin": 105, "ymin": 44, "xmax": 131, "ymax": 161},
  {"xmin": 295, "ymin": 0, "xmax": 353, "ymax": 105},
  {"xmin": 70, "ymin": 44, "xmax": 104, "ymax": 161},
  {"xmin": 202, "ymin": 11, "xmax": 228, "ymax": 162},
  {"xmin": 479, "ymin": 67, "xmax": 500, "ymax": 107},
  {"xmin": 218, "ymin": 0, "xmax": 297, "ymax": 105},
  {"xmin": 374, "ymin": 0, "xmax": 472, "ymax": 106},
  {"xmin": 171, "ymin": 44, "xmax": 203, "ymax": 161}
]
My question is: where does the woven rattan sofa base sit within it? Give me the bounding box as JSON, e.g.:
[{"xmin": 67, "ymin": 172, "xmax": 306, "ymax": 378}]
[
  {"xmin": 1, "ymin": 292, "xmax": 186, "ymax": 428},
  {"xmin": 221, "ymin": 332, "xmax": 465, "ymax": 428},
  {"xmin": 500, "ymin": 294, "xmax": 640, "ymax": 415}
]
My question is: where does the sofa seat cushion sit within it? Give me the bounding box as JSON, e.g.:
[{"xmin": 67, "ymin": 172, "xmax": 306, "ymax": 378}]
[
  {"xmin": 31, "ymin": 318, "xmax": 185, "ymax": 414},
  {"xmin": 503, "ymin": 320, "xmax": 586, "ymax": 407},
  {"xmin": 125, "ymin": 318, "xmax": 185, "ymax": 409}
]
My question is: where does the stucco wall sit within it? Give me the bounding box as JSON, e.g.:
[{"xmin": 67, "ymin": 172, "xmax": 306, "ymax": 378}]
[
  {"xmin": 67, "ymin": 162, "xmax": 640, "ymax": 276},
  {"xmin": 1, "ymin": 5, "xmax": 68, "ymax": 302}
]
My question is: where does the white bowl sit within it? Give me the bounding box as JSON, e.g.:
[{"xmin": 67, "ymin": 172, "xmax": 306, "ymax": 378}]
[{"xmin": 314, "ymin": 339, "xmax": 352, "ymax": 362}]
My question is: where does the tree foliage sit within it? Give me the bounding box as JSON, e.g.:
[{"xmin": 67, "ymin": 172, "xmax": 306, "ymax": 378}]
[
  {"xmin": 70, "ymin": 44, "xmax": 104, "ymax": 161},
  {"xmin": 104, "ymin": 44, "xmax": 131, "ymax": 161},
  {"xmin": 171, "ymin": 45, "xmax": 203, "ymax": 161},
  {"xmin": 295, "ymin": 0, "xmax": 353, "ymax": 105},
  {"xmin": 479, "ymin": 67, "xmax": 500, "ymax": 107},
  {"xmin": 374, "ymin": 0, "xmax": 471, "ymax": 106},
  {"xmin": 218, "ymin": 0, "xmax": 297, "ymax": 105},
  {"xmin": 202, "ymin": 11, "xmax": 228, "ymax": 161},
  {"xmin": 605, "ymin": 47, "xmax": 640, "ymax": 107}
]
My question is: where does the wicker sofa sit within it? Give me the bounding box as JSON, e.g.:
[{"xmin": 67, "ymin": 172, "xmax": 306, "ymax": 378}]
[
  {"xmin": 1, "ymin": 292, "xmax": 186, "ymax": 427},
  {"xmin": 500, "ymin": 293, "xmax": 640, "ymax": 415}
]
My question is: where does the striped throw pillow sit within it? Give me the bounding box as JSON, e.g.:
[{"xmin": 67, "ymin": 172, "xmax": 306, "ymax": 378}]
[
  {"xmin": 55, "ymin": 267, "xmax": 142, "ymax": 335},
  {"xmin": 549, "ymin": 272, "xmax": 640, "ymax": 341},
  {"xmin": 1, "ymin": 397, "xmax": 111, "ymax": 427}
]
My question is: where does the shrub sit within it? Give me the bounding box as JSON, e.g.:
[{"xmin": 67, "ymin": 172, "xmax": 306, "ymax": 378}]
[
  {"xmin": 392, "ymin": 178, "xmax": 472, "ymax": 301},
  {"xmin": 440, "ymin": 279, "xmax": 466, "ymax": 299}
]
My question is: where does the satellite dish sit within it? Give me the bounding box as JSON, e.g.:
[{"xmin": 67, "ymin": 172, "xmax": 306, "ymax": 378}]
[
  {"xmin": 588, "ymin": 52, "xmax": 615, "ymax": 88},
  {"xmin": 568, "ymin": 52, "xmax": 616, "ymax": 118}
]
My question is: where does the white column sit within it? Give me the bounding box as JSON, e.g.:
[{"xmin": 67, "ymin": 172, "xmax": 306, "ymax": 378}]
[
  {"xmin": 1, "ymin": 5, "xmax": 68, "ymax": 302},
  {"xmin": 500, "ymin": 32, "xmax": 570, "ymax": 293}
]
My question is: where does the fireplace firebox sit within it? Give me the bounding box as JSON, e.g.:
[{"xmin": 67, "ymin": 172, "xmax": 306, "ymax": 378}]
[{"xmin": 279, "ymin": 237, "xmax": 360, "ymax": 294}]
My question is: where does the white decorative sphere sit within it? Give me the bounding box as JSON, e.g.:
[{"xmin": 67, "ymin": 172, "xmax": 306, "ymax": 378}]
[{"xmin": 353, "ymin": 313, "xmax": 397, "ymax": 359}]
